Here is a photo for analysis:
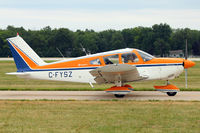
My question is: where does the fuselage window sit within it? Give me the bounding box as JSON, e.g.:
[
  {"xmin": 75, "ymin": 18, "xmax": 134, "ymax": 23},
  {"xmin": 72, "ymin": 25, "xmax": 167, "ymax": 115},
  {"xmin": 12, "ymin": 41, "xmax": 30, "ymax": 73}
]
[
  {"xmin": 90, "ymin": 58, "xmax": 101, "ymax": 65},
  {"xmin": 103, "ymin": 54, "xmax": 119, "ymax": 65},
  {"xmin": 122, "ymin": 53, "xmax": 139, "ymax": 63}
]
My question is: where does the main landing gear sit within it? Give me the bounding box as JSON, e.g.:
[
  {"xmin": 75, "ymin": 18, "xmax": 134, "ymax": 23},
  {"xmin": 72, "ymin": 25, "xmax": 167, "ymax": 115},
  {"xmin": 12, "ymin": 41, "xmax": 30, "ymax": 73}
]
[
  {"xmin": 105, "ymin": 84, "xmax": 134, "ymax": 98},
  {"xmin": 154, "ymin": 81, "xmax": 179, "ymax": 96}
]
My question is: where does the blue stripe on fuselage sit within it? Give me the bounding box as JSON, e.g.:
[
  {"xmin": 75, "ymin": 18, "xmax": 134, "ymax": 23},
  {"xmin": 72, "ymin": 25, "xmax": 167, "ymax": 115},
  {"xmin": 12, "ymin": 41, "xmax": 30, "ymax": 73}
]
[{"xmin": 136, "ymin": 63, "xmax": 182, "ymax": 67}]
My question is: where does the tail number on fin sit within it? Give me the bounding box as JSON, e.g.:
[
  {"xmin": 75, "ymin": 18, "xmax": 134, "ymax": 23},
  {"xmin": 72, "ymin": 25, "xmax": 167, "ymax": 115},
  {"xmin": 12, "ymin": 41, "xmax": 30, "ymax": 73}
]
[{"xmin": 48, "ymin": 71, "xmax": 72, "ymax": 78}]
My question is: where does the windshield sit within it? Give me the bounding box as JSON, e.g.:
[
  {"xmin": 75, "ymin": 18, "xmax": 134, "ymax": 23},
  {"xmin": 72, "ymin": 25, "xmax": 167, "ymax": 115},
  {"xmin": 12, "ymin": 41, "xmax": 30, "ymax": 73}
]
[{"xmin": 137, "ymin": 50, "xmax": 155, "ymax": 62}]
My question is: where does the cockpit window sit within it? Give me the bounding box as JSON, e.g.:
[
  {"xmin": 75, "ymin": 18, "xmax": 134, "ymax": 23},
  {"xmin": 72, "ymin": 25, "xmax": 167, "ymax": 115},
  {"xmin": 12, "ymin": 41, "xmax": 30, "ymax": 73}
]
[
  {"xmin": 122, "ymin": 53, "xmax": 139, "ymax": 63},
  {"xmin": 103, "ymin": 54, "xmax": 119, "ymax": 65},
  {"xmin": 90, "ymin": 58, "xmax": 101, "ymax": 65},
  {"xmin": 137, "ymin": 50, "xmax": 155, "ymax": 62}
]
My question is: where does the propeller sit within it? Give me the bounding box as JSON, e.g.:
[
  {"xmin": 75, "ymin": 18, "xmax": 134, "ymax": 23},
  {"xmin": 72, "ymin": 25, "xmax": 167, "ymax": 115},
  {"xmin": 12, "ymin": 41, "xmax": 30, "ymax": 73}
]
[
  {"xmin": 185, "ymin": 39, "xmax": 188, "ymax": 88},
  {"xmin": 183, "ymin": 39, "xmax": 195, "ymax": 89}
]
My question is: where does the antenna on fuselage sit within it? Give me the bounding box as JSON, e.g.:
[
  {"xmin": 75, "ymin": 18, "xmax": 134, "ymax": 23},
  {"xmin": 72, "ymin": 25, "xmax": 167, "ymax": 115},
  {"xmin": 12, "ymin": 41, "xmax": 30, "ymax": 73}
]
[
  {"xmin": 80, "ymin": 43, "xmax": 90, "ymax": 55},
  {"xmin": 56, "ymin": 47, "xmax": 65, "ymax": 59}
]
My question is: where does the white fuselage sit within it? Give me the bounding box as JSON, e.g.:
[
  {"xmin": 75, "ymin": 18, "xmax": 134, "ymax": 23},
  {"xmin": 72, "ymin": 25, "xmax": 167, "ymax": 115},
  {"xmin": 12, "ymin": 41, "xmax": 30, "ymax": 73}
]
[{"xmin": 18, "ymin": 63, "xmax": 184, "ymax": 84}]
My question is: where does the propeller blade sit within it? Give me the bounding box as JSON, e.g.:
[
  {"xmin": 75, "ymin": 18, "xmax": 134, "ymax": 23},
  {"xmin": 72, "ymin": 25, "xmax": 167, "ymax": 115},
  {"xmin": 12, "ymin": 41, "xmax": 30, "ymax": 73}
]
[
  {"xmin": 185, "ymin": 69, "xmax": 188, "ymax": 89},
  {"xmin": 185, "ymin": 39, "xmax": 188, "ymax": 60},
  {"xmin": 185, "ymin": 39, "xmax": 188, "ymax": 88}
]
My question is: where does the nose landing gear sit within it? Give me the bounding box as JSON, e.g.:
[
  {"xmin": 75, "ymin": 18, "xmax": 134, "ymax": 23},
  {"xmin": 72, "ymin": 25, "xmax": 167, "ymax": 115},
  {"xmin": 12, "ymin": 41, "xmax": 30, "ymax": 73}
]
[
  {"xmin": 154, "ymin": 81, "xmax": 179, "ymax": 96},
  {"xmin": 166, "ymin": 92, "xmax": 177, "ymax": 96},
  {"xmin": 114, "ymin": 94, "xmax": 125, "ymax": 98}
]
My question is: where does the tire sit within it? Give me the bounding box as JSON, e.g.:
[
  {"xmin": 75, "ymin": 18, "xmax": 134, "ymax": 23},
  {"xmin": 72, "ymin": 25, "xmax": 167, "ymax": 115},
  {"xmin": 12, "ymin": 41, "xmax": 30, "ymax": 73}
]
[
  {"xmin": 167, "ymin": 92, "xmax": 177, "ymax": 96},
  {"xmin": 114, "ymin": 94, "xmax": 125, "ymax": 98}
]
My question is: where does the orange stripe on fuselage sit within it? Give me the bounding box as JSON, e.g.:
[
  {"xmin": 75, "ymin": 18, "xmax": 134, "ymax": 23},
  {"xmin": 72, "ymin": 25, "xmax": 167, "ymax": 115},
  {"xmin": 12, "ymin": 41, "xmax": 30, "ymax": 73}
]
[
  {"xmin": 36, "ymin": 54, "xmax": 184, "ymax": 70},
  {"xmin": 144, "ymin": 58, "xmax": 184, "ymax": 64},
  {"xmin": 36, "ymin": 56, "xmax": 102, "ymax": 69},
  {"xmin": 11, "ymin": 42, "xmax": 38, "ymax": 68}
]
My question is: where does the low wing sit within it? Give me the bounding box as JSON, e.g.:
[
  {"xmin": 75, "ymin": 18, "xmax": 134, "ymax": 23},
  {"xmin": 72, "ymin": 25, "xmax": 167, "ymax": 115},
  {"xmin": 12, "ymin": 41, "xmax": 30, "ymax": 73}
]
[{"xmin": 90, "ymin": 64, "xmax": 148, "ymax": 84}]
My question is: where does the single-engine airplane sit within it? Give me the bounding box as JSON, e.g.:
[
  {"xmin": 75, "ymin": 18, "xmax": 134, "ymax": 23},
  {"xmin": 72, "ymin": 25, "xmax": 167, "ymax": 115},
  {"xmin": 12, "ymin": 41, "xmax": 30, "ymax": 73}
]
[{"xmin": 6, "ymin": 35, "xmax": 195, "ymax": 98}]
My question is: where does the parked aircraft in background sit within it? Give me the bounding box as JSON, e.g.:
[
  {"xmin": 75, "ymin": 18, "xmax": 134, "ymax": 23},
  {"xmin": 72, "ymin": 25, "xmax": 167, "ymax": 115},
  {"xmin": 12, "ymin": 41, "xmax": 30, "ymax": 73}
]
[{"xmin": 6, "ymin": 35, "xmax": 195, "ymax": 98}]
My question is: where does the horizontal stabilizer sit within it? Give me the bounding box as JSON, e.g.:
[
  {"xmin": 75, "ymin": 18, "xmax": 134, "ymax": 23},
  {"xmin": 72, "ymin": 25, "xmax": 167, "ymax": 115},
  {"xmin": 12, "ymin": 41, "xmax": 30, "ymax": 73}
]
[{"xmin": 6, "ymin": 72, "xmax": 29, "ymax": 76}]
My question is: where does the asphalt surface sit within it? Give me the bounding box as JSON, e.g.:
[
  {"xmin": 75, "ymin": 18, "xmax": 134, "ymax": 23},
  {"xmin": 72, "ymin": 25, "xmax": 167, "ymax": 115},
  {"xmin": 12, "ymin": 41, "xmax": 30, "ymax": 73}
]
[{"xmin": 0, "ymin": 91, "xmax": 200, "ymax": 101}]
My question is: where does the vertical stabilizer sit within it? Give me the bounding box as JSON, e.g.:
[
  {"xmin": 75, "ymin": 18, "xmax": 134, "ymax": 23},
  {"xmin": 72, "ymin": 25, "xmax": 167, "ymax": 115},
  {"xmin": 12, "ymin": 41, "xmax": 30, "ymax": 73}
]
[{"xmin": 7, "ymin": 35, "xmax": 46, "ymax": 72}]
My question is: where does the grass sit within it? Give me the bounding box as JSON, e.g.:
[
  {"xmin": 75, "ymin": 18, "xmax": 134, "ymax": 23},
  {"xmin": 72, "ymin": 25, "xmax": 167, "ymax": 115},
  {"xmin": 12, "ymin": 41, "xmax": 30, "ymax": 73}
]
[
  {"xmin": 0, "ymin": 100, "xmax": 199, "ymax": 133},
  {"xmin": 0, "ymin": 61, "xmax": 199, "ymax": 132},
  {"xmin": 0, "ymin": 61, "xmax": 199, "ymax": 91}
]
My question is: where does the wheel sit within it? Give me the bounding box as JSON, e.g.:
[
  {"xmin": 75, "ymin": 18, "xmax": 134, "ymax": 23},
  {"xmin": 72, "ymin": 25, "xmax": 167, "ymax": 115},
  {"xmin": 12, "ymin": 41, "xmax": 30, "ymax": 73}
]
[
  {"xmin": 114, "ymin": 94, "xmax": 125, "ymax": 98},
  {"xmin": 167, "ymin": 92, "xmax": 177, "ymax": 96}
]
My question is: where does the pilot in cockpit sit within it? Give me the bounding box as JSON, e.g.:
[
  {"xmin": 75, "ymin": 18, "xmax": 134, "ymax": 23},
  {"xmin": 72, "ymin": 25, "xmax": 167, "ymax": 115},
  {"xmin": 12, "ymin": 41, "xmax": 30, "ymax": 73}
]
[{"xmin": 124, "ymin": 53, "xmax": 137, "ymax": 63}]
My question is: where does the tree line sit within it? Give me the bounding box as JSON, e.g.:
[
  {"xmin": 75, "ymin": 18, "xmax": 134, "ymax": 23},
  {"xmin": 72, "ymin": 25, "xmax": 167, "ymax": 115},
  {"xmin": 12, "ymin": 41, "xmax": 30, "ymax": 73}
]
[{"xmin": 0, "ymin": 23, "xmax": 200, "ymax": 57}]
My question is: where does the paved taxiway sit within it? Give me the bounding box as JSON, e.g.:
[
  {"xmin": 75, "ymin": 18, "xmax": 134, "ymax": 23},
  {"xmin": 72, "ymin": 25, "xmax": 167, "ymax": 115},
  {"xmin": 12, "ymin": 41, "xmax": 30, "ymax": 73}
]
[{"xmin": 0, "ymin": 91, "xmax": 200, "ymax": 100}]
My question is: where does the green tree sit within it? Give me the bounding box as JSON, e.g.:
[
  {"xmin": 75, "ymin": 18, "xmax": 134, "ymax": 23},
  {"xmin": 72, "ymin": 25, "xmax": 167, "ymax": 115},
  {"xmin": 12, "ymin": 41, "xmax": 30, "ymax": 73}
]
[
  {"xmin": 48, "ymin": 28, "xmax": 74, "ymax": 57},
  {"xmin": 0, "ymin": 25, "xmax": 200, "ymax": 57},
  {"xmin": 152, "ymin": 23, "xmax": 172, "ymax": 56},
  {"xmin": 110, "ymin": 31, "xmax": 126, "ymax": 50}
]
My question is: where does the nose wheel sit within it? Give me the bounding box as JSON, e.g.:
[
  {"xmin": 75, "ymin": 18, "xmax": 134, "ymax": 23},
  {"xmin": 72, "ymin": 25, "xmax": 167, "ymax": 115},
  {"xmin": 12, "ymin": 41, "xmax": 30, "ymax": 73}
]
[
  {"xmin": 114, "ymin": 94, "xmax": 125, "ymax": 98},
  {"xmin": 154, "ymin": 81, "xmax": 179, "ymax": 96}
]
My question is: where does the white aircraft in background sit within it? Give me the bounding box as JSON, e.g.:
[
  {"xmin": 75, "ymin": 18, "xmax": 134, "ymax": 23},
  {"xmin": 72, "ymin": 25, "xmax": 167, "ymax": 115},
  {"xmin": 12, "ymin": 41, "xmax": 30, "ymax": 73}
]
[{"xmin": 6, "ymin": 35, "xmax": 195, "ymax": 98}]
